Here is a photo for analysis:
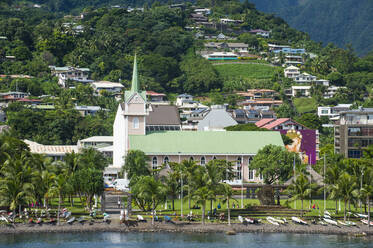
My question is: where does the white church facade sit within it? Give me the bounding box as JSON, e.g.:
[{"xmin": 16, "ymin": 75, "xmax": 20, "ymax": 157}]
[{"xmin": 110, "ymin": 56, "xmax": 285, "ymax": 185}]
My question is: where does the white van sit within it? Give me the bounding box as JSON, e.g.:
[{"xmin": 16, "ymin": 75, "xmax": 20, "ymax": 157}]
[{"xmin": 110, "ymin": 179, "xmax": 130, "ymax": 192}]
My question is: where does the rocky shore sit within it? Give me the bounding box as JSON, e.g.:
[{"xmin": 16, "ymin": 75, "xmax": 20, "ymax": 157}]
[{"xmin": 0, "ymin": 221, "xmax": 373, "ymax": 236}]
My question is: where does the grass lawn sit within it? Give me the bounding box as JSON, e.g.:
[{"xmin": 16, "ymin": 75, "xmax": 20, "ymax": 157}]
[
  {"xmin": 293, "ymin": 97, "xmax": 317, "ymax": 113},
  {"xmin": 136, "ymin": 198, "xmax": 366, "ymax": 219},
  {"xmin": 213, "ymin": 63, "xmax": 279, "ymax": 81}
]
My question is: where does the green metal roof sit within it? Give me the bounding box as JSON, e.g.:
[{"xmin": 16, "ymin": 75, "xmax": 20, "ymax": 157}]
[{"xmin": 129, "ymin": 131, "xmax": 284, "ymax": 155}]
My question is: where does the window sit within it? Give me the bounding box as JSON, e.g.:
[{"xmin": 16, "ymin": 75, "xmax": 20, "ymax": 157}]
[
  {"xmin": 213, "ymin": 156, "xmax": 217, "ymax": 160},
  {"xmin": 200, "ymin": 156, "xmax": 206, "ymax": 165},
  {"xmin": 133, "ymin": 117, "xmax": 139, "ymax": 129},
  {"xmin": 348, "ymin": 150, "xmax": 362, "ymax": 159},
  {"xmin": 321, "ymin": 109, "xmax": 329, "ymax": 114},
  {"xmin": 189, "ymin": 157, "xmax": 194, "ymax": 161},
  {"xmin": 152, "ymin": 157, "xmax": 158, "ymax": 170},
  {"xmin": 236, "ymin": 157, "xmax": 242, "ymax": 180},
  {"xmin": 248, "ymin": 170, "xmax": 254, "ymax": 180},
  {"xmin": 163, "ymin": 156, "xmax": 169, "ymax": 165}
]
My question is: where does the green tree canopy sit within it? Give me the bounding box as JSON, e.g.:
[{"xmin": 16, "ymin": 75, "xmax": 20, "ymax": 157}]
[{"xmin": 250, "ymin": 145, "xmax": 301, "ymax": 184}]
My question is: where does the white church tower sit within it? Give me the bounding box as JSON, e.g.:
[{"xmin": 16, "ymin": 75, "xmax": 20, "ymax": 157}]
[{"xmin": 113, "ymin": 55, "xmax": 147, "ymax": 170}]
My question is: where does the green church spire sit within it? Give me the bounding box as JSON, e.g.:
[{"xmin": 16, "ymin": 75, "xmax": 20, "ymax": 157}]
[{"xmin": 131, "ymin": 54, "xmax": 139, "ymax": 93}]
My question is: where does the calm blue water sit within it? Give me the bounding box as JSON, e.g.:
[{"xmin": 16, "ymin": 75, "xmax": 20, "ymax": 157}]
[{"xmin": 0, "ymin": 232, "xmax": 372, "ymax": 248}]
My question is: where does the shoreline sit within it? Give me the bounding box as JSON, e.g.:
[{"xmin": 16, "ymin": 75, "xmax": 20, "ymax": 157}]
[{"xmin": 0, "ymin": 222, "xmax": 373, "ymax": 236}]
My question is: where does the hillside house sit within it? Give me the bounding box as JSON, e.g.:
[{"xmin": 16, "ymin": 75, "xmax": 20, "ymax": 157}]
[
  {"xmin": 284, "ymin": 66, "xmax": 300, "ymax": 78},
  {"xmin": 249, "ymin": 29, "xmax": 270, "ymax": 38},
  {"xmin": 294, "ymin": 73, "xmax": 317, "ymax": 84},
  {"xmin": 91, "ymin": 81, "xmax": 124, "ymax": 94},
  {"xmin": 288, "ymin": 86, "xmax": 312, "ymax": 97},
  {"xmin": 50, "ymin": 66, "xmax": 92, "ymax": 87},
  {"xmin": 317, "ymin": 104, "xmax": 352, "ymax": 118}
]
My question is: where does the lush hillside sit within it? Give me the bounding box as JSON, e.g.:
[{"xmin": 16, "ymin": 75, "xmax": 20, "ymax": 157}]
[{"xmin": 248, "ymin": 0, "xmax": 373, "ymax": 56}]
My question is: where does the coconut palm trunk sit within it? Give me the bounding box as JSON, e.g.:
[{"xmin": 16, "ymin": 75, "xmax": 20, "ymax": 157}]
[
  {"xmin": 301, "ymin": 198, "xmax": 304, "ymax": 217},
  {"xmin": 368, "ymin": 195, "xmax": 370, "ymax": 229},
  {"xmin": 202, "ymin": 201, "xmax": 206, "ymax": 225},
  {"xmin": 227, "ymin": 197, "xmax": 231, "ymax": 226},
  {"xmin": 152, "ymin": 198, "xmax": 155, "ymax": 225},
  {"xmin": 57, "ymin": 193, "xmax": 62, "ymax": 225},
  {"xmin": 344, "ymin": 199, "xmax": 347, "ymax": 221}
]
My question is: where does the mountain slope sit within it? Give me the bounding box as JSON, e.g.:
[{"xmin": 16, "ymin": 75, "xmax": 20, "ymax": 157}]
[{"xmin": 248, "ymin": 0, "xmax": 373, "ymax": 56}]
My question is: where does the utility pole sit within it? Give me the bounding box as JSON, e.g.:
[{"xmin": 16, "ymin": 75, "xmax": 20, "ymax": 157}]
[{"xmin": 324, "ymin": 153, "xmax": 326, "ymax": 211}]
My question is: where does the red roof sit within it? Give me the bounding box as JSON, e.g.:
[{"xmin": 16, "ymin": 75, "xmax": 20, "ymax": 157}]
[
  {"xmin": 16, "ymin": 98, "xmax": 41, "ymax": 103},
  {"xmin": 262, "ymin": 118, "xmax": 290, "ymax": 130},
  {"xmin": 146, "ymin": 91, "xmax": 166, "ymax": 97},
  {"xmin": 255, "ymin": 118, "xmax": 274, "ymax": 128}
]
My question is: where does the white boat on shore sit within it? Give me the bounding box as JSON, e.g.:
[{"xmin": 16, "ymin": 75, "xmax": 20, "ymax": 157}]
[
  {"xmin": 267, "ymin": 216, "xmax": 285, "ymax": 224},
  {"xmin": 361, "ymin": 219, "xmax": 373, "ymax": 226},
  {"xmin": 238, "ymin": 215, "xmax": 244, "ymax": 223},
  {"xmin": 323, "ymin": 218, "xmax": 338, "ymax": 226},
  {"xmin": 266, "ymin": 217, "xmax": 280, "ymax": 226},
  {"xmin": 355, "ymin": 213, "xmax": 368, "ymax": 218},
  {"xmin": 337, "ymin": 220, "xmax": 348, "ymax": 226},
  {"xmin": 291, "ymin": 217, "xmax": 307, "ymax": 225}
]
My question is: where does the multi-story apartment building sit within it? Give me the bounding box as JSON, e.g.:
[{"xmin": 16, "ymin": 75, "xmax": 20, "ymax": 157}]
[{"xmin": 334, "ymin": 108, "xmax": 373, "ymax": 158}]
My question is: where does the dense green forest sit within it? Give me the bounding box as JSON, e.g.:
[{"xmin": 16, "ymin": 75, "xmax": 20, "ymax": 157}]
[{"xmin": 248, "ymin": 0, "xmax": 373, "ymax": 56}]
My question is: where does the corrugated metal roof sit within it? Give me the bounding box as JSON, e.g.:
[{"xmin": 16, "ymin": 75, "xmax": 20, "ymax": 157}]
[
  {"xmin": 262, "ymin": 118, "xmax": 290, "ymax": 129},
  {"xmin": 129, "ymin": 131, "xmax": 283, "ymax": 155},
  {"xmin": 80, "ymin": 136, "xmax": 113, "ymax": 142},
  {"xmin": 24, "ymin": 140, "xmax": 78, "ymax": 155},
  {"xmin": 255, "ymin": 118, "xmax": 274, "ymax": 127}
]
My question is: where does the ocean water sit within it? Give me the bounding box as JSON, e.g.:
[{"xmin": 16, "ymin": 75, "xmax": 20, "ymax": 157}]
[{"xmin": 0, "ymin": 232, "xmax": 372, "ymax": 248}]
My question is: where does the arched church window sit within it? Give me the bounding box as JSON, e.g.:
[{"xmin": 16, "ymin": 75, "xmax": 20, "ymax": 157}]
[
  {"xmin": 189, "ymin": 156, "xmax": 194, "ymax": 161},
  {"xmin": 200, "ymin": 156, "xmax": 206, "ymax": 165},
  {"xmin": 164, "ymin": 156, "xmax": 169, "ymax": 165}
]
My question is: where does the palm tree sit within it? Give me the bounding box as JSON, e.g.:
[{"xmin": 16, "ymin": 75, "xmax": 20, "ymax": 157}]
[
  {"xmin": 50, "ymin": 174, "xmax": 67, "ymax": 225},
  {"xmin": 330, "ymin": 172, "xmax": 358, "ymax": 221},
  {"xmin": 135, "ymin": 176, "xmax": 166, "ymax": 225},
  {"xmin": 181, "ymin": 160, "xmax": 198, "ymax": 210},
  {"xmin": 219, "ymin": 183, "xmax": 235, "ymax": 226},
  {"xmin": 0, "ymin": 155, "xmax": 35, "ymax": 220},
  {"xmin": 164, "ymin": 170, "xmax": 179, "ymax": 211},
  {"xmin": 285, "ymin": 173, "xmax": 316, "ymax": 217},
  {"xmin": 361, "ymin": 168, "xmax": 373, "ymax": 228},
  {"xmin": 325, "ymin": 163, "xmax": 343, "ymax": 213},
  {"xmin": 192, "ymin": 186, "xmax": 215, "ymax": 225},
  {"xmin": 205, "ymin": 160, "xmax": 234, "ymax": 212}
]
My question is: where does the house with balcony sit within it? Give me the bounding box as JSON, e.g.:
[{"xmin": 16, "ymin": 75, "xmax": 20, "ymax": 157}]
[
  {"xmin": 317, "ymin": 104, "xmax": 352, "ymax": 118},
  {"xmin": 284, "ymin": 66, "xmax": 300, "ymax": 78},
  {"xmin": 294, "ymin": 73, "xmax": 317, "ymax": 84},
  {"xmin": 288, "ymin": 86, "xmax": 312, "ymax": 97},
  {"xmin": 50, "ymin": 66, "xmax": 92, "ymax": 87}
]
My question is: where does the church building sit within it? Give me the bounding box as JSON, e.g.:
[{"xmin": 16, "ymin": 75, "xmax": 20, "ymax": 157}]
[{"xmin": 112, "ymin": 56, "xmax": 284, "ymax": 184}]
